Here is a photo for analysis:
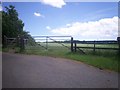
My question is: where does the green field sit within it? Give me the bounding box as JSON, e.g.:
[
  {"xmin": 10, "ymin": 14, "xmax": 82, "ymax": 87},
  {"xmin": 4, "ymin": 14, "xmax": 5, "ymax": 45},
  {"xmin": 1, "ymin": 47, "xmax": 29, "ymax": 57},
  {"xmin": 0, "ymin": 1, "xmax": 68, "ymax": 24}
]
[{"xmin": 23, "ymin": 42, "xmax": 119, "ymax": 72}]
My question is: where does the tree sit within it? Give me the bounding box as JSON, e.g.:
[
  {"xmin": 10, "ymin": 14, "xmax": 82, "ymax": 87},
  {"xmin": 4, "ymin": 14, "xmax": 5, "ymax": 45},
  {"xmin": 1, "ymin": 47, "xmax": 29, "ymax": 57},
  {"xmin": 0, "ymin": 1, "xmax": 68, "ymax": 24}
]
[
  {"xmin": 2, "ymin": 5, "xmax": 24, "ymax": 38},
  {"xmin": 2, "ymin": 5, "xmax": 36, "ymax": 48}
]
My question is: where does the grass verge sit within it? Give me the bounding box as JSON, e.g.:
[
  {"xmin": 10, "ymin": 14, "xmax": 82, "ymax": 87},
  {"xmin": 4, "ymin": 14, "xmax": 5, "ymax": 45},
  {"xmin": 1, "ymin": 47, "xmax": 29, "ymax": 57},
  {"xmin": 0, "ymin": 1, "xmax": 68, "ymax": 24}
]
[{"xmin": 23, "ymin": 48, "xmax": 119, "ymax": 72}]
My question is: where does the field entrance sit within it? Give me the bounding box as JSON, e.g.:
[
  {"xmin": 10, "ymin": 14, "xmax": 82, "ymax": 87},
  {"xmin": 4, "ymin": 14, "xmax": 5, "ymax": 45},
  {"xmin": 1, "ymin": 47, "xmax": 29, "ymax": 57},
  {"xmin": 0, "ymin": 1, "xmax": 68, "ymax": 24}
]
[{"xmin": 25, "ymin": 36, "xmax": 73, "ymax": 55}]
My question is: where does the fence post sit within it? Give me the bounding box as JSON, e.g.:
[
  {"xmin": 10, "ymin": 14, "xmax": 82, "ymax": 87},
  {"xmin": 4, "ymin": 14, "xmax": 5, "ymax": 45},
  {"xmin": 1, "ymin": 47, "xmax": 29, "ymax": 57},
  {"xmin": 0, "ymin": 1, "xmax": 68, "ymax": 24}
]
[
  {"xmin": 93, "ymin": 40, "xmax": 95, "ymax": 52},
  {"xmin": 20, "ymin": 36, "xmax": 25, "ymax": 52},
  {"xmin": 117, "ymin": 37, "xmax": 120, "ymax": 53},
  {"xmin": 3, "ymin": 35, "xmax": 7, "ymax": 48},
  {"xmin": 17, "ymin": 35, "xmax": 20, "ymax": 47},
  {"xmin": 46, "ymin": 36, "xmax": 48, "ymax": 50},
  {"xmin": 74, "ymin": 42, "xmax": 76, "ymax": 52},
  {"xmin": 71, "ymin": 37, "xmax": 73, "ymax": 52}
]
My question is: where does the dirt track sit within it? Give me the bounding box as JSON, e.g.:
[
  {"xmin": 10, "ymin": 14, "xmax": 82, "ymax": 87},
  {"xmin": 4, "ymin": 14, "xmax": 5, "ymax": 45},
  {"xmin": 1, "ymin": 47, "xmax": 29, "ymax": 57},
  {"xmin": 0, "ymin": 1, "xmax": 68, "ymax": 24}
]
[{"xmin": 2, "ymin": 53, "xmax": 118, "ymax": 88}]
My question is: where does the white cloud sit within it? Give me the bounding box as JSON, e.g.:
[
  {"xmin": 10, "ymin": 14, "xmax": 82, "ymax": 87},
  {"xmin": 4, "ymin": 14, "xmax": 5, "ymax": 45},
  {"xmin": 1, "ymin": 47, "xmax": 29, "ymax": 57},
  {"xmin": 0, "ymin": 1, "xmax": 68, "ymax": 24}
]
[
  {"xmin": 34, "ymin": 12, "xmax": 44, "ymax": 17},
  {"xmin": 41, "ymin": 0, "xmax": 66, "ymax": 8},
  {"xmin": 66, "ymin": 24, "xmax": 71, "ymax": 27},
  {"xmin": 46, "ymin": 26, "xmax": 51, "ymax": 30},
  {"xmin": 51, "ymin": 16, "xmax": 118, "ymax": 40}
]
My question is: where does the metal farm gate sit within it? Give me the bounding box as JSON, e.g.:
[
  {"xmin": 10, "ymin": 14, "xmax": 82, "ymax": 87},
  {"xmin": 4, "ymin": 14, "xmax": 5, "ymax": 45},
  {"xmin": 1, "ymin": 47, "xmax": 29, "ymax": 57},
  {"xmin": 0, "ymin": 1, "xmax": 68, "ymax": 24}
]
[{"xmin": 25, "ymin": 36, "xmax": 74, "ymax": 53}]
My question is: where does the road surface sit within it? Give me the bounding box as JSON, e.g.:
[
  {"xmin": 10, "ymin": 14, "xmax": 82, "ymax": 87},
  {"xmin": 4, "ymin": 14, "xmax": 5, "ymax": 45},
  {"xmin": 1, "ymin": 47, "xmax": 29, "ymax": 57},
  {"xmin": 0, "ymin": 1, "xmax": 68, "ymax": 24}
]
[{"xmin": 2, "ymin": 53, "xmax": 118, "ymax": 88}]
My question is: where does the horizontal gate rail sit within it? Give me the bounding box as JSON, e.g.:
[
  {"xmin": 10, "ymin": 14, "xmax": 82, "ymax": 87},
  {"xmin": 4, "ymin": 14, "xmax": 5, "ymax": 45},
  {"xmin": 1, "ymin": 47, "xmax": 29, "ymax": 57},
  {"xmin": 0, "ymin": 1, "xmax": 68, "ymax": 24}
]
[
  {"xmin": 35, "ymin": 38, "xmax": 71, "ymax": 41},
  {"xmin": 76, "ymin": 47, "xmax": 119, "ymax": 50},
  {"xmin": 33, "ymin": 36, "xmax": 72, "ymax": 38}
]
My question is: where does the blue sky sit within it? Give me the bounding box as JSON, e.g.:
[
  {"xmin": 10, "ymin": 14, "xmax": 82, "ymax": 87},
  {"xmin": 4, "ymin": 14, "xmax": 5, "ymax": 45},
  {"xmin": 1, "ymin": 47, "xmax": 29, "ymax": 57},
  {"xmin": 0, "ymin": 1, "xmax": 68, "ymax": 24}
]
[{"xmin": 2, "ymin": 1, "xmax": 118, "ymax": 40}]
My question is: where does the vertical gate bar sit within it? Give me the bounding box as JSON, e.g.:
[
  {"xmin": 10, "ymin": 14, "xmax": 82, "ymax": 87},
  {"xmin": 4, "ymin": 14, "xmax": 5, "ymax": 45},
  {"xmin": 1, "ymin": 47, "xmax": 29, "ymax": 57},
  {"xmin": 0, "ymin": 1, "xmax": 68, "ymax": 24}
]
[
  {"xmin": 46, "ymin": 36, "xmax": 48, "ymax": 50},
  {"xmin": 71, "ymin": 37, "xmax": 73, "ymax": 52},
  {"xmin": 93, "ymin": 40, "xmax": 95, "ymax": 52}
]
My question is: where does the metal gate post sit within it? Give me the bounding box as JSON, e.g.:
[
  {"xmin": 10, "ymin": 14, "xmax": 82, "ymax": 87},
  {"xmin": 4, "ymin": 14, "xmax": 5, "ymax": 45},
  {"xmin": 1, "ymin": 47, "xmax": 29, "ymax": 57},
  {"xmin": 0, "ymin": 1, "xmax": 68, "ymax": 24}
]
[{"xmin": 71, "ymin": 37, "xmax": 73, "ymax": 52}]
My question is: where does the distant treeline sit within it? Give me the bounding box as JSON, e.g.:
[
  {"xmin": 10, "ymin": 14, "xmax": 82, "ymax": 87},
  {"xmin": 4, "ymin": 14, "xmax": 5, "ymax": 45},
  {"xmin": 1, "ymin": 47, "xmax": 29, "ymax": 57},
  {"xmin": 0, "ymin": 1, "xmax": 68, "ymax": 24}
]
[
  {"xmin": 39, "ymin": 40, "xmax": 118, "ymax": 44},
  {"xmin": 73, "ymin": 40, "xmax": 118, "ymax": 44}
]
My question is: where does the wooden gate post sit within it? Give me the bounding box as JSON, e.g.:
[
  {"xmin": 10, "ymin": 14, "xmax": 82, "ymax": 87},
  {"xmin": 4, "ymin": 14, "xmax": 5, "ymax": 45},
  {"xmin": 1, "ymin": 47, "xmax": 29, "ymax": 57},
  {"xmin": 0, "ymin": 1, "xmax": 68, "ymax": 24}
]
[
  {"xmin": 117, "ymin": 37, "xmax": 120, "ymax": 53},
  {"xmin": 74, "ymin": 42, "xmax": 77, "ymax": 52},
  {"xmin": 20, "ymin": 36, "xmax": 25, "ymax": 52},
  {"xmin": 93, "ymin": 40, "xmax": 96, "ymax": 52},
  {"xmin": 17, "ymin": 35, "xmax": 20, "ymax": 47},
  {"xmin": 3, "ymin": 35, "xmax": 7, "ymax": 48},
  {"xmin": 71, "ymin": 37, "xmax": 73, "ymax": 52}
]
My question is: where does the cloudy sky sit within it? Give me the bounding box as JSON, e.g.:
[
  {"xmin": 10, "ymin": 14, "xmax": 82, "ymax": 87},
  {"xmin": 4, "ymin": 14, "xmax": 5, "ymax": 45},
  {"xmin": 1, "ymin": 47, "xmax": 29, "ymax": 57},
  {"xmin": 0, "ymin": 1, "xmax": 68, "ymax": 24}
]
[{"xmin": 2, "ymin": 0, "xmax": 119, "ymax": 40}]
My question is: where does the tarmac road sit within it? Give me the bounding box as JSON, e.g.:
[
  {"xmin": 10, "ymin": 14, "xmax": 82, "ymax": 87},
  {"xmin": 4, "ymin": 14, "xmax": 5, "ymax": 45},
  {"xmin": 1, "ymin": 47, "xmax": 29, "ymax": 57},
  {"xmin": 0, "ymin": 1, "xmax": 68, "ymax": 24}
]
[{"xmin": 2, "ymin": 53, "xmax": 118, "ymax": 88}]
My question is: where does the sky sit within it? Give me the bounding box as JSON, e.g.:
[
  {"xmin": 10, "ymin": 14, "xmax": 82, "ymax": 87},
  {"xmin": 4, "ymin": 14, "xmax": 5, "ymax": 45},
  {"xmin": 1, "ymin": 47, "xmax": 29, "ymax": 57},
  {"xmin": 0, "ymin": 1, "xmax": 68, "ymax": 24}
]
[{"xmin": 2, "ymin": 0, "xmax": 119, "ymax": 40}]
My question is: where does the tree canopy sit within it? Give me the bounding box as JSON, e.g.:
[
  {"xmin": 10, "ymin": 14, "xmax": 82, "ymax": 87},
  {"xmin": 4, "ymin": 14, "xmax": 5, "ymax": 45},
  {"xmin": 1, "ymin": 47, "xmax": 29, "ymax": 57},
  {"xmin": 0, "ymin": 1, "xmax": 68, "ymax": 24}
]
[
  {"xmin": 2, "ymin": 5, "xmax": 25, "ymax": 37},
  {"xmin": 2, "ymin": 5, "xmax": 35, "ymax": 46}
]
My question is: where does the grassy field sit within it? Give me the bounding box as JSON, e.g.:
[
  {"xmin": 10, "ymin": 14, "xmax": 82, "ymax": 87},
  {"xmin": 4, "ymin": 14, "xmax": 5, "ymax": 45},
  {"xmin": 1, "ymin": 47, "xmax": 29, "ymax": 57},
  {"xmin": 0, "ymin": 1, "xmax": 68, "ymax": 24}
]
[{"xmin": 23, "ymin": 42, "xmax": 119, "ymax": 72}]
